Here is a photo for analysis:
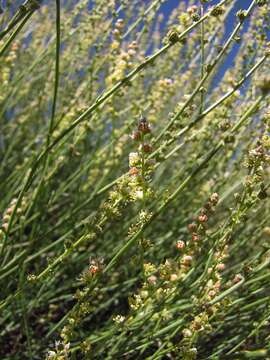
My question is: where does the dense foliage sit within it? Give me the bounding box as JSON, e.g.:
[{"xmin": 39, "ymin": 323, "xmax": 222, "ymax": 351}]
[{"xmin": 0, "ymin": 0, "xmax": 270, "ymax": 358}]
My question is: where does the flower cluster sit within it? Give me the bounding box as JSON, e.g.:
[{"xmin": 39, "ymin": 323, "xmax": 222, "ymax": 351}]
[
  {"xmin": 128, "ymin": 115, "xmax": 155, "ymax": 201},
  {"xmin": 176, "ymin": 193, "xmax": 220, "ymax": 273},
  {"xmin": 46, "ymin": 341, "xmax": 70, "ymax": 360},
  {"xmin": 1, "ymin": 197, "xmax": 26, "ymax": 233}
]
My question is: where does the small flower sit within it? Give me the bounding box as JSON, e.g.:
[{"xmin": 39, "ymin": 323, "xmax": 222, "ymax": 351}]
[
  {"xmin": 2, "ymin": 223, "xmax": 8, "ymax": 232},
  {"xmin": 135, "ymin": 190, "xmax": 144, "ymax": 199},
  {"xmin": 236, "ymin": 10, "xmax": 247, "ymax": 22},
  {"xmin": 6, "ymin": 207, "xmax": 14, "ymax": 215},
  {"xmin": 233, "ymin": 273, "xmax": 243, "ymax": 284},
  {"xmin": 182, "ymin": 328, "xmax": 193, "ymax": 338},
  {"xmin": 170, "ymin": 273, "xmax": 178, "ymax": 281},
  {"xmin": 176, "ymin": 240, "xmax": 185, "ymax": 250},
  {"xmin": 198, "ymin": 214, "xmax": 208, "ymax": 223},
  {"xmin": 129, "ymin": 152, "xmax": 140, "ymax": 167},
  {"xmin": 47, "ymin": 350, "xmax": 56, "ymax": 358},
  {"xmin": 182, "ymin": 255, "xmax": 193, "ymax": 265},
  {"xmin": 131, "ymin": 131, "xmax": 141, "ymax": 141},
  {"xmin": 208, "ymin": 290, "xmax": 216, "ymax": 298},
  {"xmin": 147, "ymin": 275, "xmax": 157, "ymax": 285},
  {"xmin": 112, "ymin": 29, "xmax": 120, "ymax": 36},
  {"xmin": 113, "ymin": 315, "xmax": 126, "ymax": 324},
  {"xmin": 192, "ymin": 233, "xmax": 199, "ymax": 242},
  {"xmin": 187, "ymin": 5, "xmax": 198, "ymax": 15},
  {"xmin": 115, "ymin": 18, "xmax": 124, "ymax": 29},
  {"xmin": 216, "ymin": 263, "xmax": 225, "ymax": 271},
  {"xmin": 129, "ymin": 167, "xmax": 139, "ymax": 176},
  {"xmin": 128, "ymin": 49, "xmax": 136, "ymax": 57},
  {"xmin": 89, "ymin": 265, "xmax": 99, "ymax": 275},
  {"xmin": 210, "ymin": 193, "xmax": 219, "ymax": 205}
]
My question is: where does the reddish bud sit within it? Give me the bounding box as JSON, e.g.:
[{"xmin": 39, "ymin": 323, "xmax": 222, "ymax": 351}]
[
  {"xmin": 191, "ymin": 233, "xmax": 199, "ymax": 242},
  {"xmin": 216, "ymin": 263, "xmax": 225, "ymax": 271},
  {"xmin": 148, "ymin": 275, "xmax": 157, "ymax": 285},
  {"xmin": 138, "ymin": 117, "xmax": 151, "ymax": 133},
  {"xmin": 131, "ymin": 131, "xmax": 141, "ymax": 141},
  {"xmin": 233, "ymin": 274, "xmax": 243, "ymax": 284},
  {"xmin": 176, "ymin": 240, "xmax": 185, "ymax": 250},
  {"xmin": 198, "ymin": 214, "xmax": 208, "ymax": 223},
  {"xmin": 141, "ymin": 144, "xmax": 153, "ymax": 153},
  {"xmin": 129, "ymin": 167, "xmax": 139, "ymax": 176},
  {"xmin": 89, "ymin": 265, "xmax": 99, "ymax": 275}
]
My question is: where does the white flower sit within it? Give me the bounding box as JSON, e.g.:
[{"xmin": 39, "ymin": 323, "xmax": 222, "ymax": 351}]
[
  {"xmin": 135, "ymin": 190, "xmax": 144, "ymax": 199},
  {"xmin": 129, "ymin": 152, "xmax": 140, "ymax": 167},
  {"xmin": 47, "ymin": 351, "xmax": 56, "ymax": 359},
  {"xmin": 113, "ymin": 315, "xmax": 126, "ymax": 323}
]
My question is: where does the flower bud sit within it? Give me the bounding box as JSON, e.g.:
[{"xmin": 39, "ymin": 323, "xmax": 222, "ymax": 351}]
[
  {"xmin": 216, "ymin": 263, "xmax": 225, "ymax": 271},
  {"xmin": 176, "ymin": 240, "xmax": 185, "ymax": 250},
  {"xmin": 129, "ymin": 167, "xmax": 139, "ymax": 176},
  {"xmin": 182, "ymin": 255, "xmax": 193, "ymax": 265},
  {"xmin": 198, "ymin": 214, "xmax": 208, "ymax": 223}
]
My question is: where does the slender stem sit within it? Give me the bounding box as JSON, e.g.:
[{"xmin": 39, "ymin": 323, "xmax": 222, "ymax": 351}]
[
  {"xmin": 0, "ymin": 11, "xmax": 33, "ymax": 58},
  {"xmin": 2, "ymin": 1, "xmax": 228, "ymax": 243}
]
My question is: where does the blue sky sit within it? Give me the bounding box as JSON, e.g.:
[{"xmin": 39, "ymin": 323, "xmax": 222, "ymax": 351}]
[
  {"xmin": 157, "ymin": 0, "xmax": 256, "ymax": 85},
  {"xmin": 160, "ymin": 0, "xmax": 254, "ymax": 18}
]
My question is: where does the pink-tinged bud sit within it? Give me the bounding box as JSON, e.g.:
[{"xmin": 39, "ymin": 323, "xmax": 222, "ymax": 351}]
[
  {"xmin": 170, "ymin": 274, "xmax": 178, "ymax": 281},
  {"xmin": 191, "ymin": 233, "xmax": 199, "ymax": 242},
  {"xmin": 129, "ymin": 167, "xmax": 139, "ymax": 176},
  {"xmin": 207, "ymin": 267, "xmax": 213, "ymax": 274},
  {"xmin": 208, "ymin": 290, "xmax": 216, "ymax": 298},
  {"xmin": 198, "ymin": 214, "xmax": 208, "ymax": 223},
  {"xmin": 176, "ymin": 240, "xmax": 185, "ymax": 250},
  {"xmin": 233, "ymin": 274, "xmax": 243, "ymax": 284},
  {"xmin": 2, "ymin": 223, "xmax": 8, "ymax": 231},
  {"xmin": 131, "ymin": 131, "xmax": 141, "ymax": 141},
  {"xmin": 6, "ymin": 207, "xmax": 14, "ymax": 215},
  {"xmin": 187, "ymin": 5, "xmax": 198, "ymax": 15},
  {"xmin": 148, "ymin": 275, "xmax": 157, "ymax": 285},
  {"xmin": 187, "ymin": 223, "xmax": 197, "ymax": 232},
  {"xmin": 89, "ymin": 265, "xmax": 99, "ymax": 275},
  {"xmin": 216, "ymin": 263, "xmax": 225, "ymax": 271},
  {"xmin": 128, "ymin": 49, "xmax": 136, "ymax": 57},
  {"xmin": 182, "ymin": 255, "xmax": 193, "ymax": 265}
]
